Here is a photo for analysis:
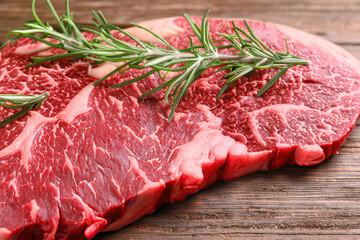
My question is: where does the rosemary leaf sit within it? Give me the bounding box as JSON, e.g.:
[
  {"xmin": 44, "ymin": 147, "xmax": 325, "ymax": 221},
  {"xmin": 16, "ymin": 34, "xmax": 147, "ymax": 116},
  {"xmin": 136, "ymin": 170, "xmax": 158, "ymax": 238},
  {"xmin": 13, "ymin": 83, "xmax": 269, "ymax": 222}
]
[
  {"xmin": 0, "ymin": 0, "xmax": 309, "ymax": 126},
  {"xmin": 0, "ymin": 92, "xmax": 49, "ymax": 127},
  {"xmin": 256, "ymin": 67, "xmax": 289, "ymax": 97}
]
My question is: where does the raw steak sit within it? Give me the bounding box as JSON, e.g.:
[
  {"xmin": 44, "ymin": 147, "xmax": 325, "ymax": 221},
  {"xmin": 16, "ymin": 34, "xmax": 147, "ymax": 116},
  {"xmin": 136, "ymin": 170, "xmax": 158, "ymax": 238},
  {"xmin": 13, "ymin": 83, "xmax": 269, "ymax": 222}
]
[{"xmin": 0, "ymin": 16, "xmax": 360, "ymax": 240}]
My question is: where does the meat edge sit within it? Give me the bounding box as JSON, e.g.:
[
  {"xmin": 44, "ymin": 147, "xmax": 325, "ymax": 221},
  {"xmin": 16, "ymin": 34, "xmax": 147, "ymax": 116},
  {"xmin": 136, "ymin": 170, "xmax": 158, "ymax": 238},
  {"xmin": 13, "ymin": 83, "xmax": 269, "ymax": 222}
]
[
  {"xmin": 99, "ymin": 16, "xmax": 360, "ymax": 233},
  {"xmin": 1, "ymin": 17, "xmax": 359, "ymax": 240}
]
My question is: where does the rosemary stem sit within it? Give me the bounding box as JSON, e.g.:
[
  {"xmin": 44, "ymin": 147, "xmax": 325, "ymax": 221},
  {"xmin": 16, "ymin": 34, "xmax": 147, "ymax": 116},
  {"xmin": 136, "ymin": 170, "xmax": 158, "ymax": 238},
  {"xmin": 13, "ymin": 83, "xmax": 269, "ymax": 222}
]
[{"xmin": 0, "ymin": 0, "xmax": 309, "ymax": 126}]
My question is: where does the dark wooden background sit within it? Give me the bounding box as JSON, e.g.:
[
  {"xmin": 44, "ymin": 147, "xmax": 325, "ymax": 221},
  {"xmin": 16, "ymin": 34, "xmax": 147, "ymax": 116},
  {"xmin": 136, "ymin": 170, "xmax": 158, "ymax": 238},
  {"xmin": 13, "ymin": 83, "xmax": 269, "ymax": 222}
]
[{"xmin": 1, "ymin": 0, "xmax": 360, "ymax": 239}]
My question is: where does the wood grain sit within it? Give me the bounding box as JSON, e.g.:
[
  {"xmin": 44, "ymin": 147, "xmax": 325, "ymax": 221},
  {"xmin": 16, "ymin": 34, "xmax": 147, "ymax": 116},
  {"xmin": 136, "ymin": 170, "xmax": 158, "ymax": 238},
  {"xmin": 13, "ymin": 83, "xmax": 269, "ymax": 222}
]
[
  {"xmin": 97, "ymin": 128, "xmax": 360, "ymax": 239},
  {"xmin": 1, "ymin": 0, "xmax": 360, "ymax": 44},
  {"xmin": 0, "ymin": 0, "xmax": 359, "ymax": 239}
]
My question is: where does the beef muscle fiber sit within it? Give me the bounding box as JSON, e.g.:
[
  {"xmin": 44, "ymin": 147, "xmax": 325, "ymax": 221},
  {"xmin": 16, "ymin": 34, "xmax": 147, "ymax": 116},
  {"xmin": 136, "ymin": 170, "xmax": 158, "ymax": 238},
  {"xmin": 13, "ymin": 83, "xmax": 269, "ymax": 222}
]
[{"xmin": 0, "ymin": 17, "xmax": 359, "ymax": 240}]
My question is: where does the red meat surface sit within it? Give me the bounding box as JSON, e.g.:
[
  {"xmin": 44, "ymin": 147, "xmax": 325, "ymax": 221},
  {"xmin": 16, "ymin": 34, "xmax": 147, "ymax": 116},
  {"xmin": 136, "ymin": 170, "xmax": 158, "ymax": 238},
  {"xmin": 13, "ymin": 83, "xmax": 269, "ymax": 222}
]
[{"xmin": 0, "ymin": 17, "xmax": 359, "ymax": 239}]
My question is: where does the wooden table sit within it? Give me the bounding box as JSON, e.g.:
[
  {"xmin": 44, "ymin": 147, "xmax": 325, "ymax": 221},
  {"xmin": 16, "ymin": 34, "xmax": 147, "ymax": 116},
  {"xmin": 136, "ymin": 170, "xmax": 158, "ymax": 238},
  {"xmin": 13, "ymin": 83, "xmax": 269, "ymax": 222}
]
[{"xmin": 1, "ymin": 0, "xmax": 360, "ymax": 239}]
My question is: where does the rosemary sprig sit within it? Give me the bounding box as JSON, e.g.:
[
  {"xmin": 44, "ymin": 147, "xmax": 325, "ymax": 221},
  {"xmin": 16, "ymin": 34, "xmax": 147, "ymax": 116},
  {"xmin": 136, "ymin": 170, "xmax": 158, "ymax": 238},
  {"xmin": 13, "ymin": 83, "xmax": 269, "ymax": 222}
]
[
  {"xmin": 0, "ymin": 0, "xmax": 308, "ymax": 125},
  {"xmin": 0, "ymin": 92, "xmax": 49, "ymax": 127}
]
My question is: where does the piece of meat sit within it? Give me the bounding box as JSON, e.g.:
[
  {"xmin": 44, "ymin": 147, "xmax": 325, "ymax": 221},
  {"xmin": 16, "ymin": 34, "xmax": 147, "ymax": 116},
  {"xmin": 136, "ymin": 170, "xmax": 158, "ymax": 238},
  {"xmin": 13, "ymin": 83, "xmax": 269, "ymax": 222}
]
[{"xmin": 0, "ymin": 16, "xmax": 359, "ymax": 240}]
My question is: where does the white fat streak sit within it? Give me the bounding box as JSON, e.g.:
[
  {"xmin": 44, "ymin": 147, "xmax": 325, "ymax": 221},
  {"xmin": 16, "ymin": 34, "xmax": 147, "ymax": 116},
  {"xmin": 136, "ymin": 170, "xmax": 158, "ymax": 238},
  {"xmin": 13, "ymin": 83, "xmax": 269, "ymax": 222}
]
[
  {"xmin": 129, "ymin": 156, "xmax": 150, "ymax": 182},
  {"xmin": 8, "ymin": 178, "xmax": 19, "ymax": 198},
  {"xmin": 248, "ymin": 116, "xmax": 266, "ymax": 147},
  {"xmin": 88, "ymin": 62, "xmax": 125, "ymax": 79},
  {"xmin": 71, "ymin": 193, "xmax": 107, "ymax": 238},
  {"xmin": 48, "ymin": 182, "xmax": 61, "ymax": 206},
  {"xmin": 122, "ymin": 121, "xmax": 163, "ymax": 146},
  {"xmin": 0, "ymin": 67, "xmax": 7, "ymax": 82},
  {"xmin": 88, "ymin": 182, "xmax": 97, "ymax": 198},
  {"xmin": 129, "ymin": 83, "xmax": 143, "ymax": 98},
  {"xmin": 104, "ymin": 156, "xmax": 164, "ymax": 231},
  {"xmin": 127, "ymin": 155, "xmax": 162, "ymax": 199},
  {"xmin": 41, "ymin": 183, "xmax": 61, "ymax": 240},
  {"xmin": 14, "ymin": 41, "xmax": 51, "ymax": 55},
  {"xmin": 40, "ymin": 167, "xmax": 52, "ymax": 179},
  {"xmin": 80, "ymin": 177, "xmax": 97, "ymax": 198},
  {"xmin": 111, "ymin": 177, "xmax": 121, "ymax": 192},
  {"xmin": 88, "ymin": 18, "xmax": 184, "ymax": 79},
  {"xmin": 97, "ymin": 165, "xmax": 105, "ymax": 172},
  {"xmin": 92, "ymin": 142, "xmax": 97, "ymax": 156},
  {"xmin": 29, "ymin": 199, "xmax": 40, "ymax": 221},
  {"xmin": 93, "ymin": 142, "xmax": 111, "ymax": 160},
  {"xmin": 94, "ymin": 98, "xmax": 106, "ymax": 122},
  {"xmin": 122, "ymin": 125, "xmax": 144, "ymax": 143},
  {"xmin": 64, "ymin": 151, "xmax": 76, "ymax": 181},
  {"xmin": 60, "ymin": 128, "xmax": 73, "ymax": 146},
  {"xmin": 0, "ymin": 111, "xmax": 55, "ymax": 170},
  {"xmin": 276, "ymin": 23, "xmax": 360, "ymax": 74},
  {"xmin": 248, "ymin": 104, "xmax": 313, "ymax": 121},
  {"xmin": 0, "ymin": 228, "xmax": 12, "ymax": 240},
  {"xmin": 72, "ymin": 193, "xmax": 95, "ymax": 218},
  {"xmin": 129, "ymin": 95, "xmax": 140, "ymax": 108},
  {"xmin": 248, "ymin": 103, "xmax": 323, "ymax": 147},
  {"xmin": 41, "ymin": 72, "xmax": 59, "ymax": 88},
  {"xmin": 108, "ymin": 96, "xmax": 124, "ymax": 113},
  {"xmin": 332, "ymin": 87, "xmax": 360, "ymax": 109},
  {"xmin": 57, "ymin": 84, "xmax": 94, "ymax": 124},
  {"xmin": 123, "ymin": 17, "xmax": 185, "ymax": 44},
  {"xmin": 148, "ymin": 132, "xmax": 161, "ymax": 144},
  {"xmin": 148, "ymin": 158, "xmax": 162, "ymax": 174},
  {"xmin": 18, "ymin": 82, "xmax": 31, "ymax": 95},
  {"xmin": 0, "ymin": 84, "xmax": 94, "ymax": 170}
]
